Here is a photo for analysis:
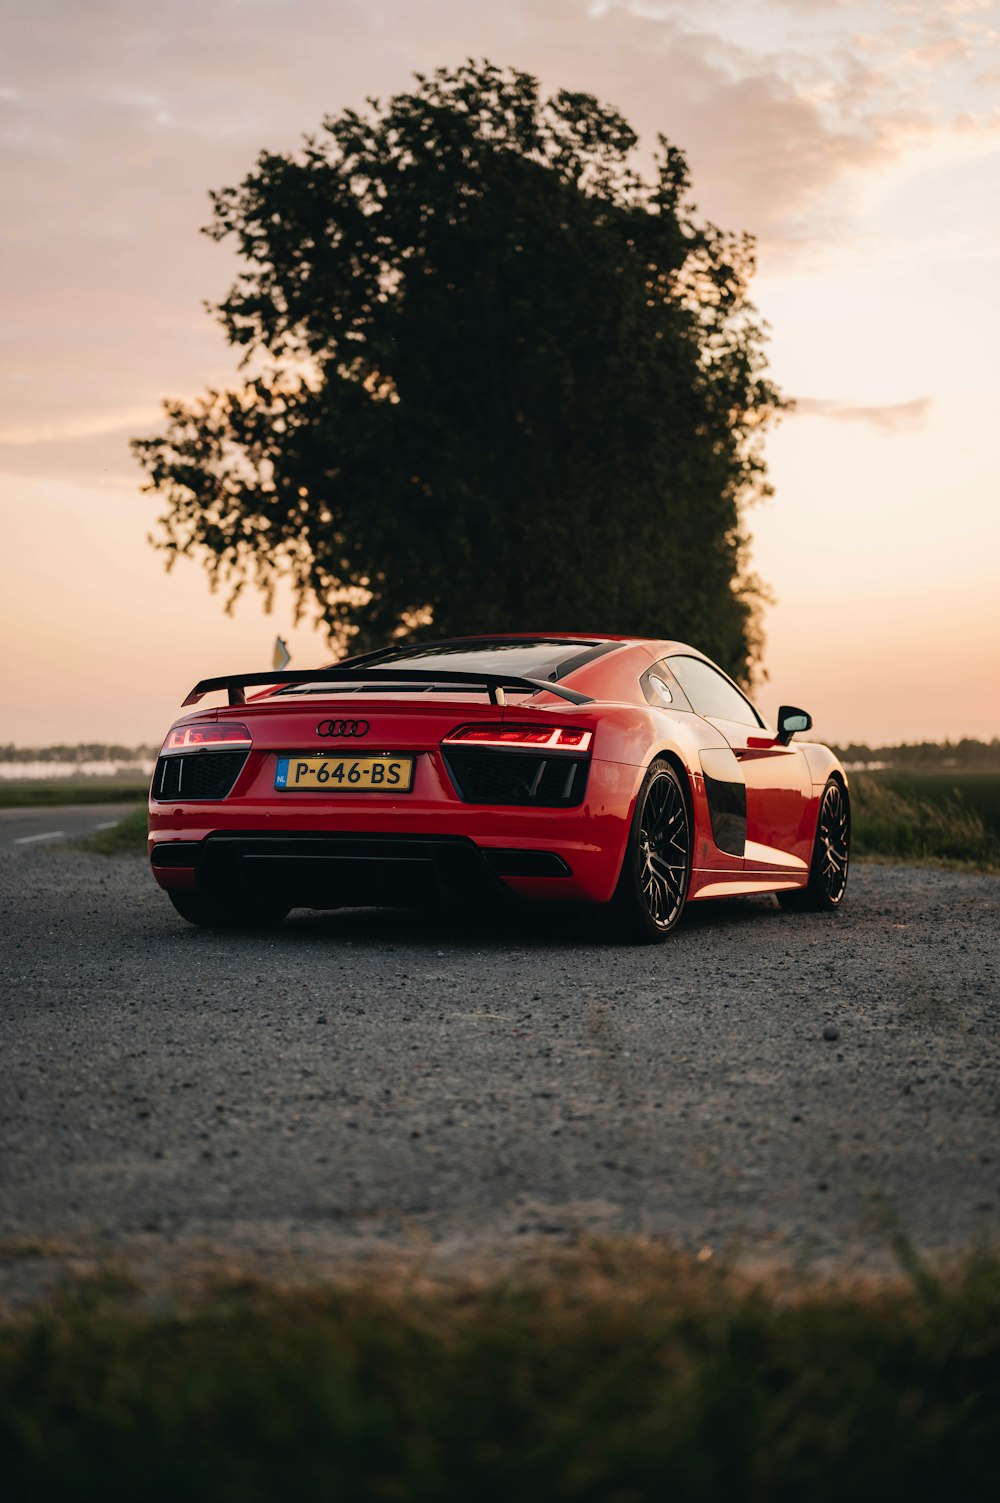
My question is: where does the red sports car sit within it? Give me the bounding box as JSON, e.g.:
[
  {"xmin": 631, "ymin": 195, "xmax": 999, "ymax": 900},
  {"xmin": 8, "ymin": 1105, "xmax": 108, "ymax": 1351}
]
[{"xmin": 148, "ymin": 634, "xmax": 850, "ymax": 941}]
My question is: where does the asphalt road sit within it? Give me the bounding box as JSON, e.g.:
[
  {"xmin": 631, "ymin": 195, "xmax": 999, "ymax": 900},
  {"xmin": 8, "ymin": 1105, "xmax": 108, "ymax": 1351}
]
[
  {"xmin": 0, "ymin": 803, "xmax": 141, "ymax": 846},
  {"xmin": 1, "ymin": 837, "xmax": 997, "ymax": 1297}
]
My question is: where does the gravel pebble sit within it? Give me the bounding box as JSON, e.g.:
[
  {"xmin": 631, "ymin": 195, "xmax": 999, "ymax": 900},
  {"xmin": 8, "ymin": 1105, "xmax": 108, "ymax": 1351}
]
[{"xmin": 0, "ymin": 847, "xmax": 998, "ymax": 1292}]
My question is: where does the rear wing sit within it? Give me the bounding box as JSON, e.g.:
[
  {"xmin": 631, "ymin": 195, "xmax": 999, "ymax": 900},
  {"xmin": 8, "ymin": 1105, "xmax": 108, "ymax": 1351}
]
[{"xmin": 182, "ymin": 667, "xmax": 594, "ymax": 709}]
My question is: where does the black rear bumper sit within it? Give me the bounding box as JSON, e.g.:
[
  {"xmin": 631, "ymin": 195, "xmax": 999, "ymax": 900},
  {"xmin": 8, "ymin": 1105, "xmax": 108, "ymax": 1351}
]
[{"xmin": 151, "ymin": 832, "xmax": 571, "ymax": 907}]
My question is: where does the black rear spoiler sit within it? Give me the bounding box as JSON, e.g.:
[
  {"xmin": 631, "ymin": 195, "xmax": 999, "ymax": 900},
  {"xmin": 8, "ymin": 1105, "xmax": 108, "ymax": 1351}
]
[{"xmin": 182, "ymin": 667, "xmax": 594, "ymax": 708}]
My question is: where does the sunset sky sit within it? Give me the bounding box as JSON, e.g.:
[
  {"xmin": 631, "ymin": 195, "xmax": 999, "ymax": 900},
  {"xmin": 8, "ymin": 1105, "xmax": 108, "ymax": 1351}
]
[{"xmin": 2, "ymin": 0, "xmax": 998, "ymax": 746}]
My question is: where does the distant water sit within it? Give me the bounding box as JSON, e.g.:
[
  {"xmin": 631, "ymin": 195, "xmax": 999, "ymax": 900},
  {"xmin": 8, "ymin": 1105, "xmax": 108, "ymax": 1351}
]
[{"xmin": 0, "ymin": 760, "xmax": 155, "ymax": 781}]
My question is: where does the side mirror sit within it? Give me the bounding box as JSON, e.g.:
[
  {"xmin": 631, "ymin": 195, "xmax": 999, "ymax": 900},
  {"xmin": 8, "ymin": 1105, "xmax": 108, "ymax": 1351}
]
[{"xmin": 777, "ymin": 705, "xmax": 812, "ymax": 745}]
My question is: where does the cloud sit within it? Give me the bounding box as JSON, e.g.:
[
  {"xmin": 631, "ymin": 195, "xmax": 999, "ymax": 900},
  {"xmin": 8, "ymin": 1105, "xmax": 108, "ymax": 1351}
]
[
  {"xmin": 0, "ymin": 429, "xmax": 139, "ymax": 488},
  {"xmin": 942, "ymin": 0, "xmax": 997, "ymax": 16},
  {"xmin": 0, "ymin": 0, "xmax": 994, "ymax": 474},
  {"xmin": 0, "ymin": 408, "xmax": 162, "ymax": 446},
  {"xmin": 792, "ymin": 396, "xmax": 933, "ymax": 431},
  {"xmin": 906, "ymin": 35, "xmax": 972, "ymax": 66}
]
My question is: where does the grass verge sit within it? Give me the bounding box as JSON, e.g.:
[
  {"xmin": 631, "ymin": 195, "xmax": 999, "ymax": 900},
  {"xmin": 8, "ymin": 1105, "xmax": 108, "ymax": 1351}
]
[
  {"xmin": 78, "ymin": 805, "xmax": 147, "ymax": 855},
  {"xmin": 864, "ymin": 768, "xmax": 1000, "ymax": 834},
  {"xmin": 0, "ymin": 781, "xmax": 148, "ymax": 808},
  {"xmin": 851, "ymin": 773, "xmax": 1000, "ymax": 870},
  {"xmin": 63, "ymin": 774, "xmax": 1000, "ymax": 870},
  {"xmin": 0, "ymin": 1243, "xmax": 997, "ymax": 1501}
]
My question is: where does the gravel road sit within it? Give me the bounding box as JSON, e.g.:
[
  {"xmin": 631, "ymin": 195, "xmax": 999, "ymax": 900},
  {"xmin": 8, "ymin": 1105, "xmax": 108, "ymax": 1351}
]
[{"xmin": 1, "ymin": 840, "xmax": 997, "ymax": 1297}]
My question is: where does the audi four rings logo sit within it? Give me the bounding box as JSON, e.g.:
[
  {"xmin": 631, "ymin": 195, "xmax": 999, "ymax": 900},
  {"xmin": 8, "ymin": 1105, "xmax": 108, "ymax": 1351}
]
[{"xmin": 316, "ymin": 718, "xmax": 370, "ymax": 738}]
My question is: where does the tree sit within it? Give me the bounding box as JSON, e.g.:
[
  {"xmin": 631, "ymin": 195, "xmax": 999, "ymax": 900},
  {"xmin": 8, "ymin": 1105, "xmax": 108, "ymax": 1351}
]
[{"xmin": 133, "ymin": 61, "xmax": 783, "ymax": 684}]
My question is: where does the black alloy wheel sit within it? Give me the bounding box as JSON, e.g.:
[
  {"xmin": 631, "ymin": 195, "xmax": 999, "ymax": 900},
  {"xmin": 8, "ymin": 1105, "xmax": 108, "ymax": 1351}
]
[
  {"xmin": 779, "ymin": 778, "xmax": 850, "ymax": 912},
  {"xmin": 608, "ymin": 759, "xmax": 691, "ymax": 942}
]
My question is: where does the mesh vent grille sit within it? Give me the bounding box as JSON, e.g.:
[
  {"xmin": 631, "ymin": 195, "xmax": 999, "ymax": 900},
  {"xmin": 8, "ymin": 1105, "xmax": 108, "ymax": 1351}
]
[
  {"xmin": 154, "ymin": 751, "xmax": 247, "ymax": 801},
  {"xmin": 443, "ymin": 751, "xmax": 587, "ymax": 807}
]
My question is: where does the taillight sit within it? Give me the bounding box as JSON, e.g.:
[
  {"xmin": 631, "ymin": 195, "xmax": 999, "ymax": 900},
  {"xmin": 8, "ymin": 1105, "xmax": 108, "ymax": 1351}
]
[
  {"xmin": 160, "ymin": 721, "xmax": 253, "ymax": 755},
  {"xmin": 443, "ymin": 724, "xmax": 593, "ymax": 752}
]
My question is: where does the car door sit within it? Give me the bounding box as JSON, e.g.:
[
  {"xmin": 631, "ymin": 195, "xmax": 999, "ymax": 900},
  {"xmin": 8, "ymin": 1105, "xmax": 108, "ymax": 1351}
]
[{"xmin": 666, "ymin": 654, "xmax": 813, "ymax": 873}]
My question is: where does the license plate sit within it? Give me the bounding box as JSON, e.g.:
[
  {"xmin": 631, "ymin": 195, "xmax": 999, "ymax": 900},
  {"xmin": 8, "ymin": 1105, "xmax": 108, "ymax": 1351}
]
[{"xmin": 274, "ymin": 755, "xmax": 415, "ymax": 792}]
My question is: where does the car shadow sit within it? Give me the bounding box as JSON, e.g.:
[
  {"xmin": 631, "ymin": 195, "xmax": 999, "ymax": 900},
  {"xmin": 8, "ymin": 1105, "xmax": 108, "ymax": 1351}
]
[{"xmin": 256, "ymin": 890, "xmax": 790, "ymax": 952}]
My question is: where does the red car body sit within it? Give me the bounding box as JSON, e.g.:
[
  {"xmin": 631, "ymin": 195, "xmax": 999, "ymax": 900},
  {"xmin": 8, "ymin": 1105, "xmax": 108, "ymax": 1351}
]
[{"xmin": 149, "ymin": 634, "xmax": 849, "ymax": 936}]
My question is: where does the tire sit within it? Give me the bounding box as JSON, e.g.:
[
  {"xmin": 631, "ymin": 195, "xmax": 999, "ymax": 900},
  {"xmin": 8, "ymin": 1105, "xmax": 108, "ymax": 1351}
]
[
  {"xmin": 167, "ymin": 888, "xmax": 290, "ymax": 930},
  {"xmin": 778, "ymin": 778, "xmax": 850, "ymax": 912},
  {"xmin": 606, "ymin": 759, "xmax": 692, "ymax": 942}
]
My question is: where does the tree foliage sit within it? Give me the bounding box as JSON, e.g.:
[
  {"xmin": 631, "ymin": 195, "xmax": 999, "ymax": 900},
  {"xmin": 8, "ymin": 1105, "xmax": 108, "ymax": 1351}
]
[{"xmin": 133, "ymin": 61, "xmax": 784, "ymax": 682}]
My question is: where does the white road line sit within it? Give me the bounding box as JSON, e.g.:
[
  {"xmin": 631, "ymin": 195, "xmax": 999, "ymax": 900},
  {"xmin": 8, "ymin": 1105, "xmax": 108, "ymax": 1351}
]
[
  {"xmin": 13, "ymin": 830, "xmax": 65, "ymax": 845},
  {"xmin": 95, "ymin": 821, "xmax": 119, "ymax": 830}
]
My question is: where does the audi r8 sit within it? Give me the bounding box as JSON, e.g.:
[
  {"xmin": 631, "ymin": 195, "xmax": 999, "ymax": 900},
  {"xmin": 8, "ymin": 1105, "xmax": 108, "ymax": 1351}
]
[{"xmin": 148, "ymin": 635, "xmax": 850, "ymax": 942}]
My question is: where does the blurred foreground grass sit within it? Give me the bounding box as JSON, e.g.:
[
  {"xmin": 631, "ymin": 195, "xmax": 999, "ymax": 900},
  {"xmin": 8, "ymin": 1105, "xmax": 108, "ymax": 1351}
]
[{"xmin": 1, "ymin": 1243, "xmax": 997, "ymax": 1502}]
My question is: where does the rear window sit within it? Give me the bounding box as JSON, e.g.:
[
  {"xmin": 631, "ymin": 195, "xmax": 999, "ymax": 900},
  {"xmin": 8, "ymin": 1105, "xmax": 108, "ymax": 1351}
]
[{"xmin": 346, "ymin": 638, "xmax": 616, "ymax": 684}]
